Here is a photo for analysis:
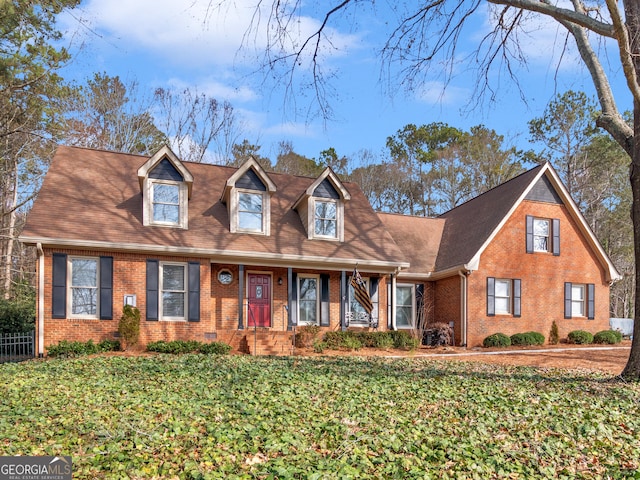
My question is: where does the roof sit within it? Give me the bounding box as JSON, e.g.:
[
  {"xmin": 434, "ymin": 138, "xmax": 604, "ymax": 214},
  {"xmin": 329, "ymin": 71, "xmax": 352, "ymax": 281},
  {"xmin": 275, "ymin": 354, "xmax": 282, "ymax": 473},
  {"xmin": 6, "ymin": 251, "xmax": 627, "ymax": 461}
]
[
  {"xmin": 377, "ymin": 213, "xmax": 445, "ymax": 278},
  {"xmin": 20, "ymin": 146, "xmax": 409, "ymax": 272}
]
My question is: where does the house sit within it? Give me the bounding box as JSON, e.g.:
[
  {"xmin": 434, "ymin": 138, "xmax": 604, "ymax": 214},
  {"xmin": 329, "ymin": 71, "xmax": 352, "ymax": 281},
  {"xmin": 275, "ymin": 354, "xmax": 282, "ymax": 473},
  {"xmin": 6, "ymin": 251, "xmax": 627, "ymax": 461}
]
[{"xmin": 19, "ymin": 145, "xmax": 620, "ymax": 355}]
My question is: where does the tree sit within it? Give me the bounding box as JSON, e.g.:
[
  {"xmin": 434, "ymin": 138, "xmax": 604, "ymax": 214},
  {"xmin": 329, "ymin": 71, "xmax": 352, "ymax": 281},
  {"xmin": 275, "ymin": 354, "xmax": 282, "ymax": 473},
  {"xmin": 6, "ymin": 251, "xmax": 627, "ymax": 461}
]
[
  {"xmin": 64, "ymin": 73, "xmax": 167, "ymax": 155},
  {"xmin": 273, "ymin": 140, "xmax": 322, "ymax": 176},
  {"xmin": 228, "ymin": 0, "xmax": 640, "ymax": 378},
  {"xmin": 0, "ymin": 0, "xmax": 81, "ymax": 299},
  {"xmin": 229, "ymin": 139, "xmax": 271, "ymax": 169}
]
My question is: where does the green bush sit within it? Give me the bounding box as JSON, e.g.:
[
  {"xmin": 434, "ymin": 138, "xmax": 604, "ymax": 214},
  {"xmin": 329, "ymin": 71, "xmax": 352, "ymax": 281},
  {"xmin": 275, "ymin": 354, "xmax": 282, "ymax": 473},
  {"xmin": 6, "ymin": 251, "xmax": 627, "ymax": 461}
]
[
  {"xmin": 593, "ymin": 330, "xmax": 622, "ymax": 345},
  {"xmin": 388, "ymin": 330, "xmax": 420, "ymax": 350},
  {"xmin": 371, "ymin": 333, "xmax": 395, "ymax": 349},
  {"xmin": 510, "ymin": 331, "xmax": 545, "ymax": 346},
  {"xmin": 146, "ymin": 340, "xmax": 202, "ymax": 354},
  {"xmin": 342, "ymin": 336, "xmax": 363, "ymax": 351},
  {"xmin": 549, "ymin": 321, "xmax": 560, "ymax": 345},
  {"xmin": 47, "ymin": 339, "xmax": 120, "ymax": 357},
  {"xmin": 483, "ymin": 333, "xmax": 511, "ymax": 348},
  {"xmin": 198, "ymin": 341, "xmax": 232, "ymax": 355},
  {"xmin": 0, "ymin": 297, "xmax": 35, "ymax": 334},
  {"xmin": 567, "ymin": 330, "xmax": 594, "ymax": 345},
  {"xmin": 313, "ymin": 340, "xmax": 327, "ymax": 353},
  {"xmin": 118, "ymin": 305, "xmax": 140, "ymax": 350}
]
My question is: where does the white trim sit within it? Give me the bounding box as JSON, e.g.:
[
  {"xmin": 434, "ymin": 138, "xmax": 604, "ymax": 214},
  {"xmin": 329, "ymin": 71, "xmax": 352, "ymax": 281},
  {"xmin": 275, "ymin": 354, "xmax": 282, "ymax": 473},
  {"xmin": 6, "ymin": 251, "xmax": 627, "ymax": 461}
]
[
  {"xmin": 159, "ymin": 261, "xmax": 188, "ymax": 321},
  {"xmin": 20, "ymin": 236, "xmax": 409, "ymax": 272},
  {"xmin": 309, "ymin": 198, "xmax": 342, "ymax": 241},
  {"xmin": 144, "ymin": 179, "xmax": 189, "ymax": 229},
  {"xmin": 395, "ymin": 283, "xmax": 415, "ymax": 329},
  {"xmin": 494, "ymin": 279, "xmax": 512, "ymax": 315},
  {"xmin": 68, "ymin": 256, "xmax": 100, "ymax": 320},
  {"xmin": 137, "ymin": 145, "xmax": 193, "ymax": 197},
  {"xmin": 297, "ymin": 274, "xmax": 320, "ymax": 326},
  {"xmin": 232, "ymin": 188, "xmax": 270, "ymax": 235},
  {"xmin": 37, "ymin": 243, "xmax": 44, "ymax": 357}
]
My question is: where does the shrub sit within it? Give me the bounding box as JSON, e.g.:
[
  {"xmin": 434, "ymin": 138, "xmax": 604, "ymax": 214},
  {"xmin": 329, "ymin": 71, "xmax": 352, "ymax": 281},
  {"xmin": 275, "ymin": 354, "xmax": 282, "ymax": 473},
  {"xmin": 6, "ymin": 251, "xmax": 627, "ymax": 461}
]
[
  {"xmin": 342, "ymin": 336, "xmax": 363, "ymax": 351},
  {"xmin": 370, "ymin": 333, "xmax": 395, "ymax": 349},
  {"xmin": 199, "ymin": 341, "xmax": 232, "ymax": 355},
  {"xmin": 510, "ymin": 331, "xmax": 545, "ymax": 346},
  {"xmin": 423, "ymin": 322, "xmax": 453, "ymax": 346},
  {"xmin": 567, "ymin": 330, "xmax": 594, "ymax": 345},
  {"xmin": 388, "ymin": 331, "xmax": 420, "ymax": 350},
  {"xmin": 118, "ymin": 305, "xmax": 140, "ymax": 350},
  {"xmin": 294, "ymin": 325, "xmax": 321, "ymax": 348},
  {"xmin": 313, "ymin": 340, "xmax": 327, "ymax": 353},
  {"xmin": 0, "ymin": 297, "xmax": 35, "ymax": 334},
  {"xmin": 46, "ymin": 339, "xmax": 119, "ymax": 357},
  {"xmin": 483, "ymin": 333, "xmax": 511, "ymax": 348},
  {"xmin": 593, "ymin": 330, "xmax": 622, "ymax": 345},
  {"xmin": 146, "ymin": 340, "xmax": 202, "ymax": 354},
  {"xmin": 549, "ymin": 321, "xmax": 559, "ymax": 345}
]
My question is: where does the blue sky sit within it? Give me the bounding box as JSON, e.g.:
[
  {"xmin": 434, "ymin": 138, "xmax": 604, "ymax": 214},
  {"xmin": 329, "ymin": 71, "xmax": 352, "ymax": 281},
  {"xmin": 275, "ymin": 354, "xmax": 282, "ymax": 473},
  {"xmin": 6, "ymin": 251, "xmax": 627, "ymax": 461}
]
[{"xmin": 58, "ymin": 1, "xmax": 632, "ymax": 165}]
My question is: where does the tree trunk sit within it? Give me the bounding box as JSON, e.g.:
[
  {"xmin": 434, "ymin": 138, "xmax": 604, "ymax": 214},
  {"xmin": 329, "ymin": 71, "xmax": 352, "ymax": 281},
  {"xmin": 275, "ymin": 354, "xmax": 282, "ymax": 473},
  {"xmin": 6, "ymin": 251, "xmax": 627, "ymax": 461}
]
[{"xmin": 621, "ymin": 0, "xmax": 640, "ymax": 378}]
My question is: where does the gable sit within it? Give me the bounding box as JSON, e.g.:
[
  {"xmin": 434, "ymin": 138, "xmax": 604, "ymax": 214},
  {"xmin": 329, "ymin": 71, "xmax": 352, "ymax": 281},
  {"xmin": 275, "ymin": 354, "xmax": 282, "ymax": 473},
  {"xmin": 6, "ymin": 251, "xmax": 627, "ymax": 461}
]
[
  {"xmin": 148, "ymin": 158, "xmax": 184, "ymax": 182},
  {"xmin": 525, "ymin": 175, "xmax": 562, "ymax": 204},
  {"xmin": 236, "ymin": 169, "xmax": 267, "ymax": 191},
  {"xmin": 314, "ymin": 179, "xmax": 340, "ymax": 199}
]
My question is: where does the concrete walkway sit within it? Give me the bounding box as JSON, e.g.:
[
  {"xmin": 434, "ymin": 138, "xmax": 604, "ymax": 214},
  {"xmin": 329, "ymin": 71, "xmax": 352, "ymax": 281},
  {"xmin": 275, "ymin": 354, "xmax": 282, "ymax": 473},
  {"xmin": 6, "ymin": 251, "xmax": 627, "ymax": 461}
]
[{"xmin": 388, "ymin": 345, "xmax": 631, "ymax": 359}]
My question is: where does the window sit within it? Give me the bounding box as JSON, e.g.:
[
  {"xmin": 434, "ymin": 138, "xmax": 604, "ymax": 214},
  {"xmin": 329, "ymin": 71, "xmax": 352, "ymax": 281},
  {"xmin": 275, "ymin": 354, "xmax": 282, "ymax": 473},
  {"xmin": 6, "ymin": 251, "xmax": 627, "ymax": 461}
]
[
  {"xmin": 533, "ymin": 218, "xmax": 550, "ymax": 252},
  {"xmin": 298, "ymin": 276, "xmax": 319, "ymax": 325},
  {"xmin": 70, "ymin": 257, "xmax": 98, "ymax": 317},
  {"xmin": 237, "ymin": 191, "xmax": 265, "ymax": 232},
  {"xmin": 161, "ymin": 263, "xmax": 187, "ymax": 320},
  {"xmin": 571, "ymin": 284, "xmax": 585, "ymax": 317},
  {"xmin": 565, "ymin": 282, "xmax": 594, "ymax": 319},
  {"xmin": 314, "ymin": 200, "xmax": 337, "ymax": 238},
  {"xmin": 348, "ymin": 275, "xmax": 370, "ymax": 325},
  {"xmin": 152, "ymin": 182, "xmax": 180, "ymax": 224},
  {"xmin": 487, "ymin": 277, "xmax": 521, "ymax": 317},
  {"xmin": 494, "ymin": 279, "xmax": 511, "ymax": 314},
  {"xmin": 526, "ymin": 216, "xmax": 560, "ymax": 255},
  {"xmin": 396, "ymin": 285, "xmax": 415, "ymax": 329}
]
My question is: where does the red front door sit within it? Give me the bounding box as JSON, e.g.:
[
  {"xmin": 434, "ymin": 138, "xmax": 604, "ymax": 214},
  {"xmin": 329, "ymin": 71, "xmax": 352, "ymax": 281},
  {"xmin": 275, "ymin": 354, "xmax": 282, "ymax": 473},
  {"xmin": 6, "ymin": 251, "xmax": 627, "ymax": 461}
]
[{"xmin": 247, "ymin": 274, "xmax": 271, "ymax": 327}]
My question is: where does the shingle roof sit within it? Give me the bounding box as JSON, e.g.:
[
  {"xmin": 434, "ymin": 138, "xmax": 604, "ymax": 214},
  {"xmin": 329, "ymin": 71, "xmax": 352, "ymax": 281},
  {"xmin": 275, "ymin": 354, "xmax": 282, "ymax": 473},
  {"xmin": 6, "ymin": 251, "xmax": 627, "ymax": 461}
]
[
  {"xmin": 434, "ymin": 166, "xmax": 543, "ymax": 271},
  {"xmin": 21, "ymin": 146, "xmax": 408, "ymax": 271}
]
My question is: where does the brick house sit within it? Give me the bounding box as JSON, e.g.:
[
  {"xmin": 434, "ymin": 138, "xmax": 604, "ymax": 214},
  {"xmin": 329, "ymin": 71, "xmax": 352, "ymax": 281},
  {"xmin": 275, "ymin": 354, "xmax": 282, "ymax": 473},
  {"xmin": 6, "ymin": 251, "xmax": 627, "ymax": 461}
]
[{"xmin": 19, "ymin": 145, "xmax": 620, "ymax": 355}]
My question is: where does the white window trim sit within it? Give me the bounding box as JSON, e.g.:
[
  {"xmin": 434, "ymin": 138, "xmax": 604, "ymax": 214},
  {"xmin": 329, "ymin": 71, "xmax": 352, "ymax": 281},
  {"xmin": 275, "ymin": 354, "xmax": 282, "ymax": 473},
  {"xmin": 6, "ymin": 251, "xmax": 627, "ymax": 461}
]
[
  {"xmin": 297, "ymin": 274, "xmax": 320, "ymax": 326},
  {"xmin": 494, "ymin": 279, "xmax": 512, "ymax": 315},
  {"xmin": 159, "ymin": 261, "xmax": 188, "ymax": 321},
  {"xmin": 68, "ymin": 256, "xmax": 99, "ymax": 319},
  {"xmin": 571, "ymin": 284, "xmax": 586, "ymax": 317},
  {"xmin": 231, "ymin": 188, "xmax": 270, "ymax": 235},
  {"xmin": 309, "ymin": 197, "xmax": 343, "ymax": 241},
  {"xmin": 533, "ymin": 217, "xmax": 551, "ymax": 253},
  {"xmin": 347, "ymin": 275, "xmax": 370, "ymax": 327},
  {"xmin": 143, "ymin": 178, "xmax": 189, "ymax": 229},
  {"xmin": 395, "ymin": 283, "xmax": 415, "ymax": 329}
]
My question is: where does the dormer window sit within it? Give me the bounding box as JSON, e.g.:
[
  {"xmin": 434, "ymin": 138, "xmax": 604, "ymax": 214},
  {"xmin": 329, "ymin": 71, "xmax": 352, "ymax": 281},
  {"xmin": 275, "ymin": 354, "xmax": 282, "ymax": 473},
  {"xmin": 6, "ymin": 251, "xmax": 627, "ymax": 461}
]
[
  {"xmin": 238, "ymin": 191, "xmax": 265, "ymax": 232},
  {"xmin": 138, "ymin": 146, "xmax": 193, "ymax": 230},
  {"xmin": 293, "ymin": 168, "xmax": 350, "ymax": 242},
  {"xmin": 314, "ymin": 199, "xmax": 337, "ymax": 238},
  {"xmin": 221, "ymin": 157, "xmax": 276, "ymax": 236}
]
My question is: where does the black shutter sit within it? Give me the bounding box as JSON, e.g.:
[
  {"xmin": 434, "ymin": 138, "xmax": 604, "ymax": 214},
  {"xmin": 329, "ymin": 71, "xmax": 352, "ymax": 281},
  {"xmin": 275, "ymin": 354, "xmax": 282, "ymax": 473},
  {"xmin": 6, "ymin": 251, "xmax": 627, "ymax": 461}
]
[
  {"xmin": 487, "ymin": 277, "xmax": 495, "ymax": 316},
  {"xmin": 146, "ymin": 260, "xmax": 159, "ymax": 321},
  {"xmin": 99, "ymin": 256, "xmax": 113, "ymax": 320},
  {"xmin": 526, "ymin": 215, "xmax": 534, "ymax": 253},
  {"xmin": 552, "ymin": 218, "xmax": 560, "ymax": 256},
  {"xmin": 513, "ymin": 279, "xmax": 521, "ymax": 317},
  {"xmin": 587, "ymin": 283, "xmax": 595, "ymax": 319},
  {"xmin": 369, "ymin": 277, "xmax": 379, "ymax": 326},
  {"xmin": 290, "ymin": 272, "xmax": 298, "ymax": 326},
  {"xmin": 416, "ymin": 284, "xmax": 425, "ymax": 326},
  {"xmin": 320, "ymin": 274, "xmax": 330, "ymax": 326},
  {"xmin": 564, "ymin": 282, "xmax": 572, "ymax": 319},
  {"xmin": 188, "ymin": 262, "xmax": 200, "ymax": 322},
  {"xmin": 52, "ymin": 253, "xmax": 67, "ymax": 319}
]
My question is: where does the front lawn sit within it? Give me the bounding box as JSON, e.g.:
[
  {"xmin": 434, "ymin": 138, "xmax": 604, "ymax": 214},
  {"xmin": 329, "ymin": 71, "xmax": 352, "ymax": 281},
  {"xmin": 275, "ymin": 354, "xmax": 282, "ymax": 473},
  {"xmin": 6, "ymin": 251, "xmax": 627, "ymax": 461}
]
[{"xmin": 1, "ymin": 355, "xmax": 639, "ymax": 479}]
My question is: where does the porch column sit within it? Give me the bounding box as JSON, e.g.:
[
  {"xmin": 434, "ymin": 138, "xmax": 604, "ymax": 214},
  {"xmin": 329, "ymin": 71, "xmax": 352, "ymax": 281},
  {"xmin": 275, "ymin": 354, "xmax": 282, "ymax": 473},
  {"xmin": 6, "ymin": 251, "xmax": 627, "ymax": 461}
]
[
  {"xmin": 391, "ymin": 273, "xmax": 397, "ymax": 330},
  {"xmin": 237, "ymin": 264, "xmax": 244, "ymax": 330},
  {"xmin": 287, "ymin": 267, "xmax": 293, "ymax": 331},
  {"xmin": 340, "ymin": 270, "xmax": 347, "ymax": 331}
]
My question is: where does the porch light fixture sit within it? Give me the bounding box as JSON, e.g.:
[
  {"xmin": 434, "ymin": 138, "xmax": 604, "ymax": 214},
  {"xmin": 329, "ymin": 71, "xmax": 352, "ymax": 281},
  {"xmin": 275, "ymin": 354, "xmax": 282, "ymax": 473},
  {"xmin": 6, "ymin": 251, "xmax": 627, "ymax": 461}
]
[{"xmin": 278, "ymin": 277, "xmax": 283, "ymax": 285}]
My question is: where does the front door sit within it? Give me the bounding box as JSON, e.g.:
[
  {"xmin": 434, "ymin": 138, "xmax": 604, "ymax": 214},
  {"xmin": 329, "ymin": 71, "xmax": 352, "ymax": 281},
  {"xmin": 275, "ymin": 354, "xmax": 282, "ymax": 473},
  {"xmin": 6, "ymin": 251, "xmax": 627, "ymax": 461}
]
[{"xmin": 247, "ymin": 273, "xmax": 271, "ymax": 327}]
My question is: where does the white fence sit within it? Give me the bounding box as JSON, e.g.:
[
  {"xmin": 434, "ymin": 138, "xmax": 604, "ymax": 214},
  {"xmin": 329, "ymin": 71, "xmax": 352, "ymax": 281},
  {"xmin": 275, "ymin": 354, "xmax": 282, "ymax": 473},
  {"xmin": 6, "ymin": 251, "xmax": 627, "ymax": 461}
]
[{"xmin": 610, "ymin": 318, "xmax": 634, "ymax": 337}]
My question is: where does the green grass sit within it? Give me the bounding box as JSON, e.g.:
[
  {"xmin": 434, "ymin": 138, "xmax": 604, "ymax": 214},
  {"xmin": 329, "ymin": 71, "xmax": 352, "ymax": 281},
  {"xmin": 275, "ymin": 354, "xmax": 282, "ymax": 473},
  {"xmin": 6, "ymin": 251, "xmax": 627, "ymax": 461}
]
[{"xmin": 2, "ymin": 355, "xmax": 640, "ymax": 479}]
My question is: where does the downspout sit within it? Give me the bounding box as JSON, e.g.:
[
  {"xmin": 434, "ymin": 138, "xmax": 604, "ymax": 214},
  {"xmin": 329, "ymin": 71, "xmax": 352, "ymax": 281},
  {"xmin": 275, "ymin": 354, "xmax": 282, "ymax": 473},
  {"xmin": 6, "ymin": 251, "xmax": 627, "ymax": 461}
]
[
  {"xmin": 36, "ymin": 243, "xmax": 44, "ymax": 357},
  {"xmin": 458, "ymin": 270, "xmax": 468, "ymax": 347}
]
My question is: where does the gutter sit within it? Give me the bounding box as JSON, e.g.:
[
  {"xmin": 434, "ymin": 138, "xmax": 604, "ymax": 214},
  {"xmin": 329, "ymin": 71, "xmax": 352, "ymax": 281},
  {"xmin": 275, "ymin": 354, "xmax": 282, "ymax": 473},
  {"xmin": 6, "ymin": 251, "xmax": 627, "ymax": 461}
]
[{"xmin": 36, "ymin": 243, "xmax": 44, "ymax": 357}]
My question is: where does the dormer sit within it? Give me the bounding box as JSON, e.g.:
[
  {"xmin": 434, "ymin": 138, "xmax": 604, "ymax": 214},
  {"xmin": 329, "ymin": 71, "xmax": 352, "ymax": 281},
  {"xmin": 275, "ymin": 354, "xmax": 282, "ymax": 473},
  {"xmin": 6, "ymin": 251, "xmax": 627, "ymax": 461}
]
[
  {"xmin": 220, "ymin": 157, "xmax": 276, "ymax": 235},
  {"xmin": 137, "ymin": 145, "xmax": 193, "ymax": 229},
  {"xmin": 293, "ymin": 168, "xmax": 351, "ymax": 242}
]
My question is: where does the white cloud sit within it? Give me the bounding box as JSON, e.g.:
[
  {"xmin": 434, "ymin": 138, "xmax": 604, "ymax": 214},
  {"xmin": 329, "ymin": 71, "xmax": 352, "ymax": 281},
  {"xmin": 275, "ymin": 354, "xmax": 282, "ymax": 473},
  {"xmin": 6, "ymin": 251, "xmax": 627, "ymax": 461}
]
[
  {"xmin": 415, "ymin": 81, "xmax": 470, "ymax": 105},
  {"xmin": 164, "ymin": 77, "xmax": 258, "ymax": 103}
]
